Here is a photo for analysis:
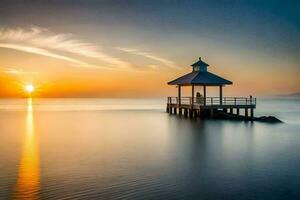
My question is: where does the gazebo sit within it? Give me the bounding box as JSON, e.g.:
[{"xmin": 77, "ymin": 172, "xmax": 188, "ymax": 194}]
[
  {"xmin": 168, "ymin": 57, "xmax": 232, "ymax": 106},
  {"xmin": 167, "ymin": 57, "xmax": 256, "ymax": 119}
]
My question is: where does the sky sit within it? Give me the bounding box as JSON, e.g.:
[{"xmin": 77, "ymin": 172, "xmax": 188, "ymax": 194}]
[{"xmin": 0, "ymin": 0, "xmax": 299, "ymax": 98}]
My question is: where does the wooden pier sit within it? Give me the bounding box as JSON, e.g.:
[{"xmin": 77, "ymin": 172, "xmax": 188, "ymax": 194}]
[
  {"xmin": 166, "ymin": 96, "xmax": 256, "ymax": 120},
  {"xmin": 167, "ymin": 57, "xmax": 256, "ymax": 120}
]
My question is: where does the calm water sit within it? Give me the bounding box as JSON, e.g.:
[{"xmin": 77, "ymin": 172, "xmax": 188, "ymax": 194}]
[{"xmin": 0, "ymin": 98, "xmax": 300, "ymax": 200}]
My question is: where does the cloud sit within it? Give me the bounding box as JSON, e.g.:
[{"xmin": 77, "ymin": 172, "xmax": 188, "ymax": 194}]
[
  {"xmin": 0, "ymin": 27, "xmax": 44, "ymax": 41},
  {"xmin": 0, "ymin": 26, "xmax": 132, "ymax": 69},
  {"xmin": 0, "ymin": 26, "xmax": 179, "ymax": 71},
  {"xmin": 117, "ymin": 47, "xmax": 178, "ymax": 69},
  {"xmin": 0, "ymin": 43, "xmax": 102, "ymax": 69},
  {"xmin": 0, "ymin": 67, "xmax": 39, "ymax": 75}
]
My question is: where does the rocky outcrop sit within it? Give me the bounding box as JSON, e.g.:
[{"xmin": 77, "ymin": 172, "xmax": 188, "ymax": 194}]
[
  {"xmin": 254, "ymin": 116, "xmax": 283, "ymax": 123},
  {"xmin": 213, "ymin": 111, "xmax": 283, "ymax": 123}
]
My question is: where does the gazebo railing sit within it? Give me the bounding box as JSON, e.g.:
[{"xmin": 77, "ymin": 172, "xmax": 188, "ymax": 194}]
[{"xmin": 167, "ymin": 96, "xmax": 256, "ymax": 106}]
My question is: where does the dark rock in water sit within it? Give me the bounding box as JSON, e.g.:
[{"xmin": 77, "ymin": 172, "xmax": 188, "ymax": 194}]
[
  {"xmin": 212, "ymin": 111, "xmax": 283, "ymax": 123},
  {"xmin": 255, "ymin": 116, "xmax": 283, "ymax": 123}
]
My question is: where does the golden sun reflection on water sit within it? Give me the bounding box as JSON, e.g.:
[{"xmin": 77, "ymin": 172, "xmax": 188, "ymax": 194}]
[{"xmin": 13, "ymin": 98, "xmax": 40, "ymax": 200}]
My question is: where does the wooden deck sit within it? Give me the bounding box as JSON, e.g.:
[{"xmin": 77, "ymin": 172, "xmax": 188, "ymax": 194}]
[{"xmin": 166, "ymin": 96, "xmax": 256, "ymax": 120}]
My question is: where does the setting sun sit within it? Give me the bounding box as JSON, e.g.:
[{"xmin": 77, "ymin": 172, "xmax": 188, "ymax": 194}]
[{"xmin": 25, "ymin": 84, "xmax": 35, "ymax": 93}]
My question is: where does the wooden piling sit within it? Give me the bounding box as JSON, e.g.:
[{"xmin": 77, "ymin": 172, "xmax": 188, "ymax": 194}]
[
  {"xmin": 192, "ymin": 110, "xmax": 196, "ymax": 119},
  {"xmin": 189, "ymin": 109, "xmax": 193, "ymax": 118},
  {"xmin": 210, "ymin": 109, "xmax": 214, "ymax": 118},
  {"xmin": 194, "ymin": 110, "xmax": 197, "ymax": 118},
  {"xmin": 245, "ymin": 108, "xmax": 248, "ymax": 118}
]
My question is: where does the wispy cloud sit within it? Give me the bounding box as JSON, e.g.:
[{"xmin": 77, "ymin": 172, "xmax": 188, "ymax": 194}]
[
  {"xmin": 0, "ymin": 66, "xmax": 39, "ymax": 75},
  {"xmin": 0, "ymin": 26, "xmax": 132, "ymax": 69},
  {"xmin": 0, "ymin": 26, "xmax": 179, "ymax": 71},
  {"xmin": 117, "ymin": 47, "xmax": 178, "ymax": 69},
  {"xmin": 0, "ymin": 43, "xmax": 101, "ymax": 69}
]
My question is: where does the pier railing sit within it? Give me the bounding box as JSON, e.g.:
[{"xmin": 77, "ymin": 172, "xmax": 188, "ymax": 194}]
[{"xmin": 167, "ymin": 96, "xmax": 256, "ymax": 106}]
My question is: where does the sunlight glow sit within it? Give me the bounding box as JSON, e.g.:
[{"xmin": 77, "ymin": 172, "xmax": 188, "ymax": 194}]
[{"xmin": 25, "ymin": 84, "xmax": 35, "ymax": 93}]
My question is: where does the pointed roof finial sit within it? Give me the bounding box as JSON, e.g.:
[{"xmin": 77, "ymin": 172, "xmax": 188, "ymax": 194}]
[{"xmin": 191, "ymin": 57, "xmax": 209, "ymax": 67}]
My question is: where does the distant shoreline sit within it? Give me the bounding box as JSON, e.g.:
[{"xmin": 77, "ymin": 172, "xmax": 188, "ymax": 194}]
[{"xmin": 274, "ymin": 92, "xmax": 300, "ymax": 98}]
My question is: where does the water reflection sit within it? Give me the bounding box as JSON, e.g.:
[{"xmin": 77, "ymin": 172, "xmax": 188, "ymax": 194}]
[{"xmin": 13, "ymin": 98, "xmax": 40, "ymax": 200}]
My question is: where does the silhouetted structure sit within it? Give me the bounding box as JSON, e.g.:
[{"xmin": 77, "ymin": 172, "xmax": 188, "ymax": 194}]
[{"xmin": 167, "ymin": 57, "xmax": 256, "ymax": 120}]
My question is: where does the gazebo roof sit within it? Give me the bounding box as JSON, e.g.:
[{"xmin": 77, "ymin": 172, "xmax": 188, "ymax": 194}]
[
  {"xmin": 168, "ymin": 57, "xmax": 232, "ymax": 86},
  {"xmin": 191, "ymin": 57, "xmax": 209, "ymax": 67},
  {"xmin": 168, "ymin": 71, "xmax": 232, "ymax": 86}
]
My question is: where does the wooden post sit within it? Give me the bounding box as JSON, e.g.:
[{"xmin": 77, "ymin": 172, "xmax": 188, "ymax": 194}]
[
  {"xmin": 192, "ymin": 110, "xmax": 196, "ymax": 119},
  {"xmin": 245, "ymin": 108, "xmax": 248, "ymax": 118},
  {"xmin": 210, "ymin": 109, "xmax": 214, "ymax": 118},
  {"xmin": 189, "ymin": 109, "xmax": 193, "ymax": 118},
  {"xmin": 219, "ymin": 85, "xmax": 223, "ymax": 105},
  {"xmin": 250, "ymin": 108, "xmax": 254, "ymax": 120},
  {"xmin": 178, "ymin": 85, "xmax": 181, "ymax": 107},
  {"xmin": 203, "ymin": 85, "xmax": 206, "ymax": 105},
  {"xmin": 237, "ymin": 108, "xmax": 240, "ymax": 116},
  {"xmin": 230, "ymin": 108, "xmax": 233, "ymax": 114},
  {"xmin": 166, "ymin": 97, "xmax": 169, "ymax": 113},
  {"xmin": 199, "ymin": 109, "xmax": 202, "ymax": 118},
  {"xmin": 191, "ymin": 84, "xmax": 194, "ymax": 108},
  {"xmin": 174, "ymin": 107, "xmax": 177, "ymax": 114}
]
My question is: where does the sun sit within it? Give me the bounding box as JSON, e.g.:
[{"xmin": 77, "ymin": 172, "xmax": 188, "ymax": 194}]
[{"xmin": 25, "ymin": 84, "xmax": 35, "ymax": 93}]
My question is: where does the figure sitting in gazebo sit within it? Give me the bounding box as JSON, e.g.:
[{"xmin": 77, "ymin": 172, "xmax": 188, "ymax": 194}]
[{"xmin": 196, "ymin": 92, "xmax": 204, "ymax": 104}]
